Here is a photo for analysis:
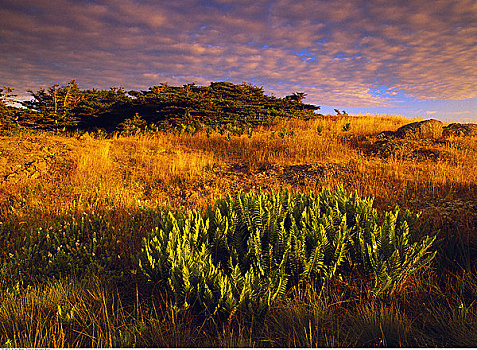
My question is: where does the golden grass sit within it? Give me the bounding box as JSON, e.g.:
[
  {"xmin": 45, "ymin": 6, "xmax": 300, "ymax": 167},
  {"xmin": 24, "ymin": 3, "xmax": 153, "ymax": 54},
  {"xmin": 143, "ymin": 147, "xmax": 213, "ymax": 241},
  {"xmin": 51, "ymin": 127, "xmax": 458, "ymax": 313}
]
[
  {"xmin": 1, "ymin": 114, "xmax": 476, "ymax": 347},
  {"xmin": 1, "ymin": 115, "xmax": 476, "ymax": 238}
]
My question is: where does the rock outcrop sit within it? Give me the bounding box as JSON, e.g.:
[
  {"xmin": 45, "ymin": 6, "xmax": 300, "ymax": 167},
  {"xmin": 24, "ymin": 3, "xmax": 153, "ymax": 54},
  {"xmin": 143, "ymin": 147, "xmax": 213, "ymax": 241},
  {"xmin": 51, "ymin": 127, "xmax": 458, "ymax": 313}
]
[
  {"xmin": 394, "ymin": 119, "xmax": 443, "ymax": 139},
  {"xmin": 368, "ymin": 119, "xmax": 455, "ymax": 160},
  {"xmin": 442, "ymin": 123, "xmax": 477, "ymax": 137}
]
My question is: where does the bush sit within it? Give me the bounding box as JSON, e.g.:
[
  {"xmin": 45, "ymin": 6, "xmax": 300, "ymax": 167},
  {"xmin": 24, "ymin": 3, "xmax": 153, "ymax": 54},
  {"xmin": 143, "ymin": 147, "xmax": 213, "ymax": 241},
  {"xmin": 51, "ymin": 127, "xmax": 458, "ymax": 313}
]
[{"xmin": 138, "ymin": 187, "xmax": 437, "ymax": 319}]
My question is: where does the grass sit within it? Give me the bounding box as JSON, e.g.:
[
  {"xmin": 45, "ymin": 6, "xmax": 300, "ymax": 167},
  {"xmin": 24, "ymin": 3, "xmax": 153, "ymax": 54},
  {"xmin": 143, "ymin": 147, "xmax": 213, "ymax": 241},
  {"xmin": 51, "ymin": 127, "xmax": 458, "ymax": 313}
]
[{"xmin": 1, "ymin": 114, "xmax": 476, "ymax": 347}]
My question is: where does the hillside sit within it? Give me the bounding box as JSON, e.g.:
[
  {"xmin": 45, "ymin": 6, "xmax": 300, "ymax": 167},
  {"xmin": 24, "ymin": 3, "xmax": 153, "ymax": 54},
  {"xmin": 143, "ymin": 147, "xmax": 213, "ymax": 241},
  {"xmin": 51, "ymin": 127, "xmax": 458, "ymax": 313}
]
[
  {"xmin": 2, "ymin": 114, "xmax": 476, "ymax": 217},
  {"xmin": 1, "ymin": 111, "xmax": 477, "ymax": 347}
]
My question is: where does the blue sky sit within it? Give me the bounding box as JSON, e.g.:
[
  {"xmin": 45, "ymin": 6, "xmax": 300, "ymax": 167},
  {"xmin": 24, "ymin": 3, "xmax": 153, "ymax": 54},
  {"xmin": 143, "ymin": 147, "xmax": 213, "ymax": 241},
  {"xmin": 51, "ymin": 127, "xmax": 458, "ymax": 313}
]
[{"xmin": 1, "ymin": 0, "xmax": 476, "ymax": 122}]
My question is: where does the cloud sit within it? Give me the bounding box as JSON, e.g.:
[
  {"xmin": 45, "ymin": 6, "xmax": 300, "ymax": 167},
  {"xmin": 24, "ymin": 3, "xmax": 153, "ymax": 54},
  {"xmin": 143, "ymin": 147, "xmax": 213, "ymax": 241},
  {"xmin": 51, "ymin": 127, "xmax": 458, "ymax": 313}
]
[{"xmin": 1, "ymin": 0, "xmax": 477, "ymax": 109}]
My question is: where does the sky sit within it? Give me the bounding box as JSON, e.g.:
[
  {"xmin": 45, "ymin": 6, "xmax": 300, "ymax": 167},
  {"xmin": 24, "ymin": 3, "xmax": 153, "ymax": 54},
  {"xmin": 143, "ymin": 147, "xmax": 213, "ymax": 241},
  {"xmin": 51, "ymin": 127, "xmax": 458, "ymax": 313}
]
[{"xmin": 1, "ymin": 0, "xmax": 476, "ymax": 122}]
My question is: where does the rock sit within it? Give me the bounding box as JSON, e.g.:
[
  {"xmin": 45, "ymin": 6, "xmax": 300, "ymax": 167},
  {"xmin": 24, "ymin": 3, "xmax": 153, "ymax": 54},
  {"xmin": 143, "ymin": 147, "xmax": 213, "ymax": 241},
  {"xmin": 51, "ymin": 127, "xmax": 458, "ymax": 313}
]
[
  {"xmin": 371, "ymin": 139, "xmax": 414, "ymax": 158},
  {"xmin": 395, "ymin": 119, "xmax": 443, "ymax": 139},
  {"xmin": 442, "ymin": 123, "xmax": 477, "ymax": 137}
]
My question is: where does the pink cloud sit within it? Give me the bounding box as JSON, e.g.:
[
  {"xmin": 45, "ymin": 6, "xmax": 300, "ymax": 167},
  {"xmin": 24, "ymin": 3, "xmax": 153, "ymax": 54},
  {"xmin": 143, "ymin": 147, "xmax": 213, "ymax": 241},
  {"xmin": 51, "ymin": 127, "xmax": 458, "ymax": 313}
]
[{"xmin": 1, "ymin": 0, "xmax": 476, "ymax": 109}]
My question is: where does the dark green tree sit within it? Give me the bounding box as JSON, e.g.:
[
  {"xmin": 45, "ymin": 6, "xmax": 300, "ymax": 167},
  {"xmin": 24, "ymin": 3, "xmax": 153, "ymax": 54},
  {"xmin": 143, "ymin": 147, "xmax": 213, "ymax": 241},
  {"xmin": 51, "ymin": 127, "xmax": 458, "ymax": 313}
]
[
  {"xmin": 17, "ymin": 80, "xmax": 322, "ymax": 132},
  {"xmin": 286, "ymin": 92, "xmax": 307, "ymax": 103},
  {"xmin": 21, "ymin": 80, "xmax": 82, "ymax": 128},
  {"xmin": 0, "ymin": 86, "xmax": 19, "ymax": 129}
]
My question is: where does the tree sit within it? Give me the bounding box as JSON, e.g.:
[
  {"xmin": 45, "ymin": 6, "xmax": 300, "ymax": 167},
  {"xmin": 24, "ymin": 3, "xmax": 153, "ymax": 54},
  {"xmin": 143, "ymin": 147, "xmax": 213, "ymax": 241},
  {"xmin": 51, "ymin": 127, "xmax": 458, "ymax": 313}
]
[
  {"xmin": 22, "ymin": 80, "xmax": 82, "ymax": 128},
  {"xmin": 0, "ymin": 86, "xmax": 18, "ymax": 128},
  {"xmin": 16, "ymin": 80, "xmax": 321, "ymax": 132}
]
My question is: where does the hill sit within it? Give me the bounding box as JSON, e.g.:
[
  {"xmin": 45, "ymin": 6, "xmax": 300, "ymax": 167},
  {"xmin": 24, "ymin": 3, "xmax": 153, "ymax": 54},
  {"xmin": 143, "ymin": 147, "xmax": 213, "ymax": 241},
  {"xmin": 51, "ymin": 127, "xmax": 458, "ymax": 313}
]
[{"xmin": 1, "ymin": 105, "xmax": 476, "ymax": 346}]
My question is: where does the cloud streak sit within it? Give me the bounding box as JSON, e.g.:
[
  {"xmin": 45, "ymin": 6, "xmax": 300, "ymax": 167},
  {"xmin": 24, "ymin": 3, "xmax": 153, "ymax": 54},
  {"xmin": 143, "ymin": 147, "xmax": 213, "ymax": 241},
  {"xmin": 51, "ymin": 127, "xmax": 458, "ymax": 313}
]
[{"xmin": 1, "ymin": 0, "xmax": 477, "ymax": 113}]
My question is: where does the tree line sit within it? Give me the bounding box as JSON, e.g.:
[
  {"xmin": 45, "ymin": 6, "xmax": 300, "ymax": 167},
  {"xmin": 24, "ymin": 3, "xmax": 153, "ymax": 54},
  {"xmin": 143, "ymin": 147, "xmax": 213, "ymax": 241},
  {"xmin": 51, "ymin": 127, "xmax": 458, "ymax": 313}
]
[{"xmin": 0, "ymin": 80, "xmax": 321, "ymax": 133}]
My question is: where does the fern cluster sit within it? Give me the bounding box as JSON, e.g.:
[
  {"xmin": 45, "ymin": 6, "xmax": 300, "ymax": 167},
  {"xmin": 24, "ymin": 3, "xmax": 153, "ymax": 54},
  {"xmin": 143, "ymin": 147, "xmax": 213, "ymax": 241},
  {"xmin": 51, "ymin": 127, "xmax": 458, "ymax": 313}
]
[{"xmin": 139, "ymin": 187, "xmax": 437, "ymax": 319}]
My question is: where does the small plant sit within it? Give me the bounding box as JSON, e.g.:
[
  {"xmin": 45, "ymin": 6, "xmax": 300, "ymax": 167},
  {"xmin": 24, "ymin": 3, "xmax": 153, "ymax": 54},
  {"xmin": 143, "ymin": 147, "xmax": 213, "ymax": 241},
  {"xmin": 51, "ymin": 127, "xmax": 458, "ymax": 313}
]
[
  {"xmin": 342, "ymin": 122, "xmax": 351, "ymax": 132},
  {"xmin": 334, "ymin": 109, "xmax": 348, "ymax": 116},
  {"xmin": 278, "ymin": 127, "xmax": 295, "ymax": 138},
  {"xmin": 138, "ymin": 187, "xmax": 437, "ymax": 321},
  {"xmin": 205, "ymin": 126, "xmax": 213, "ymax": 138},
  {"xmin": 0, "ymin": 214, "xmax": 126, "ymax": 287},
  {"xmin": 316, "ymin": 125, "xmax": 323, "ymax": 135},
  {"xmin": 247, "ymin": 126, "xmax": 254, "ymax": 138}
]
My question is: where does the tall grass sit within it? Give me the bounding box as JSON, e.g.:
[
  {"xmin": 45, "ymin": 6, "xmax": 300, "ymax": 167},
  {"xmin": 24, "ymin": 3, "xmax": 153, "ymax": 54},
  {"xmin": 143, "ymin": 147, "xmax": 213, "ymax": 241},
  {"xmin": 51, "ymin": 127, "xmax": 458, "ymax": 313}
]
[{"xmin": 2, "ymin": 114, "xmax": 476, "ymax": 223}]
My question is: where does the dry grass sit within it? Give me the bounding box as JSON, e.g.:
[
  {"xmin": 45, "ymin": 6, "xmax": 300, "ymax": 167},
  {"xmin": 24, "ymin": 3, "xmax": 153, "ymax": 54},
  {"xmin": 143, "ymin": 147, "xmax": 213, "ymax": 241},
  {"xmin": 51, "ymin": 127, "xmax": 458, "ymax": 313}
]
[
  {"xmin": 1, "ymin": 114, "xmax": 477, "ymax": 347},
  {"xmin": 1, "ymin": 114, "xmax": 476, "ymax": 239}
]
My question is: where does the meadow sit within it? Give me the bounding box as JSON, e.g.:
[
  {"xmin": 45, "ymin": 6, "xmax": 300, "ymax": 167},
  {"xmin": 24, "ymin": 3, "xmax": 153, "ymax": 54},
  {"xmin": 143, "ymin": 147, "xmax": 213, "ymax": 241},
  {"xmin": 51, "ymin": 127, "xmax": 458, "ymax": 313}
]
[{"xmin": 1, "ymin": 114, "xmax": 476, "ymax": 347}]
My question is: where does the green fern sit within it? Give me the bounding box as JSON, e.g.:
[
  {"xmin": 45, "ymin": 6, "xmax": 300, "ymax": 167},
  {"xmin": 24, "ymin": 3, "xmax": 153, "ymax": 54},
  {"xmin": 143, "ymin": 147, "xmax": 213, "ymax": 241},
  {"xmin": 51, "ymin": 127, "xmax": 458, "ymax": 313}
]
[{"xmin": 138, "ymin": 186, "xmax": 438, "ymax": 320}]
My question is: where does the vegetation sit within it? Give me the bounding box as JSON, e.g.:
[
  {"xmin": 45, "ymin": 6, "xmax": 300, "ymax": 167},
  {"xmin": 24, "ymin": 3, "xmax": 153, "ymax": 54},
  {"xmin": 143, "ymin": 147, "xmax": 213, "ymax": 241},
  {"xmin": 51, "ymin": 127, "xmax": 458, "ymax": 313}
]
[
  {"xmin": 0, "ymin": 82, "xmax": 476, "ymax": 346},
  {"xmin": 139, "ymin": 188, "xmax": 436, "ymax": 320},
  {"xmin": 4, "ymin": 80, "xmax": 319, "ymax": 133}
]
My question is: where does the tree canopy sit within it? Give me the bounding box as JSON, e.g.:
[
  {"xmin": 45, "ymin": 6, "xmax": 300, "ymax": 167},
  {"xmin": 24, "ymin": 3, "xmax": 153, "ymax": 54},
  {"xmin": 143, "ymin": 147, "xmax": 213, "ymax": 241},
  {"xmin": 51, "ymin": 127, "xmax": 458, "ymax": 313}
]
[{"xmin": 2, "ymin": 80, "xmax": 321, "ymax": 132}]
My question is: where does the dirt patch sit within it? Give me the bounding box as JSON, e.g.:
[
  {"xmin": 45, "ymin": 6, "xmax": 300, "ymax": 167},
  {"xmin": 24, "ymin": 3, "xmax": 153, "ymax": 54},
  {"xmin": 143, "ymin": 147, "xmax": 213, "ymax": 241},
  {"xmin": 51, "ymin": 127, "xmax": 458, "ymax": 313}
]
[
  {"xmin": 354, "ymin": 135, "xmax": 453, "ymax": 161},
  {"xmin": 218, "ymin": 162, "xmax": 353, "ymax": 192},
  {"xmin": 369, "ymin": 139, "xmax": 449, "ymax": 160}
]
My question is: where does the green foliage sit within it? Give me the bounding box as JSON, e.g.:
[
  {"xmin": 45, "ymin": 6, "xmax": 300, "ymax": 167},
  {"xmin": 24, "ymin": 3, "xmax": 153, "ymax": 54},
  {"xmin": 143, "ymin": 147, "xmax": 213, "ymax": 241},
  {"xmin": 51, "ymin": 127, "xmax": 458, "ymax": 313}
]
[
  {"xmin": 278, "ymin": 127, "xmax": 295, "ymax": 138},
  {"xmin": 0, "ymin": 214, "xmax": 125, "ymax": 287},
  {"xmin": 118, "ymin": 113, "xmax": 147, "ymax": 135},
  {"xmin": 18, "ymin": 80, "xmax": 320, "ymax": 132},
  {"xmin": 21, "ymin": 80, "xmax": 83, "ymax": 128},
  {"xmin": 128, "ymin": 81, "xmax": 315, "ymax": 132},
  {"xmin": 20, "ymin": 81, "xmax": 132, "ymax": 130},
  {"xmin": 0, "ymin": 86, "xmax": 19, "ymax": 130},
  {"xmin": 138, "ymin": 187, "xmax": 437, "ymax": 319},
  {"xmin": 353, "ymin": 208, "xmax": 436, "ymax": 296}
]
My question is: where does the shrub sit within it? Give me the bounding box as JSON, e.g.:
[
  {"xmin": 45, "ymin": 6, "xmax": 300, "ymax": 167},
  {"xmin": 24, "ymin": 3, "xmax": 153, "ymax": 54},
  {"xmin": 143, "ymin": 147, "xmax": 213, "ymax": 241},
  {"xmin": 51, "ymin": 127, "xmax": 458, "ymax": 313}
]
[
  {"xmin": 342, "ymin": 122, "xmax": 351, "ymax": 132},
  {"xmin": 138, "ymin": 187, "xmax": 437, "ymax": 319},
  {"xmin": 118, "ymin": 113, "xmax": 147, "ymax": 135}
]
